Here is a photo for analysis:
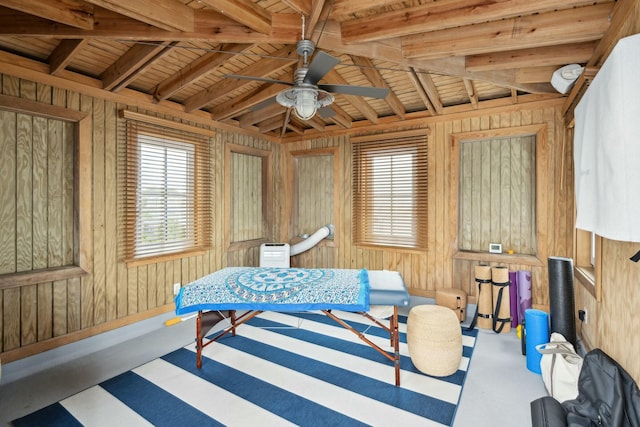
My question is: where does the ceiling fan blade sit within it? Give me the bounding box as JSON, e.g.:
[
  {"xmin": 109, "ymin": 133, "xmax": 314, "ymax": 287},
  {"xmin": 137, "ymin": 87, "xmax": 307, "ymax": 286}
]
[
  {"xmin": 317, "ymin": 106, "xmax": 335, "ymax": 118},
  {"xmin": 225, "ymin": 74, "xmax": 293, "ymax": 86},
  {"xmin": 303, "ymin": 51, "xmax": 340, "ymax": 85},
  {"xmin": 319, "ymin": 84, "xmax": 389, "ymax": 99}
]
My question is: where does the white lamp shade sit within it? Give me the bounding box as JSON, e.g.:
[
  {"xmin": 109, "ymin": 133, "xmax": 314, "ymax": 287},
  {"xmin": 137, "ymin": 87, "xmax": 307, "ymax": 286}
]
[{"xmin": 294, "ymin": 88, "xmax": 318, "ymax": 120}]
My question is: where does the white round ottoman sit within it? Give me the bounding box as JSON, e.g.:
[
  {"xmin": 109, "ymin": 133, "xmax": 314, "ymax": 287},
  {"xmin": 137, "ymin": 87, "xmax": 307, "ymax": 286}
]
[{"xmin": 407, "ymin": 305, "xmax": 462, "ymax": 377}]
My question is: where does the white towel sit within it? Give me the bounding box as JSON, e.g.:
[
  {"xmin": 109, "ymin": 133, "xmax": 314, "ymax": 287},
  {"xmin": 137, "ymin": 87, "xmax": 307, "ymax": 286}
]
[{"xmin": 574, "ymin": 33, "xmax": 640, "ymax": 242}]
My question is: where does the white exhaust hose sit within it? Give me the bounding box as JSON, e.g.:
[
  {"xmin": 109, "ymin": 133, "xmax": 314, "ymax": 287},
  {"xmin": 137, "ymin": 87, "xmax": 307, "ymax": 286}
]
[{"xmin": 290, "ymin": 224, "xmax": 334, "ymax": 256}]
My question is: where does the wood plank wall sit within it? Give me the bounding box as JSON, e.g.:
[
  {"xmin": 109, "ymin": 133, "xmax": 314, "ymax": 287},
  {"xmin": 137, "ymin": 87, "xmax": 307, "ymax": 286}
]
[
  {"xmin": 0, "ymin": 69, "xmax": 637, "ymax": 388},
  {"xmin": 280, "ymin": 101, "xmax": 573, "ymax": 312},
  {"xmin": 0, "ymin": 76, "xmax": 273, "ymax": 362}
]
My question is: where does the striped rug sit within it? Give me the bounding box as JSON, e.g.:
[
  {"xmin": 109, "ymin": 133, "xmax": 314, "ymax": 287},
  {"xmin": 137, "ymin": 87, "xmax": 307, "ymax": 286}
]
[{"xmin": 14, "ymin": 310, "xmax": 477, "ymax": 426}]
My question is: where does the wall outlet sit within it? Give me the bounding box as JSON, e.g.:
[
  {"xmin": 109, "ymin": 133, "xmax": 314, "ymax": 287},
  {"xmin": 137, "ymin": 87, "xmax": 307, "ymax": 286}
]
[
  {"xmin": 173, "ymin": 282, "xmax": 181, "ymax": 295},
  {"xmin": 579, "ymin": 308, "xmax": 588, "ymax": 325}
]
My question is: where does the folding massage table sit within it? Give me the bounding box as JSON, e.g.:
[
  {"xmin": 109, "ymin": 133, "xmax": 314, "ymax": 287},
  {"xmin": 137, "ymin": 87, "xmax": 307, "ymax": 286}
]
[{"xmin": 174, "ymin": 267, "xmax": 411, "ymax": 386}]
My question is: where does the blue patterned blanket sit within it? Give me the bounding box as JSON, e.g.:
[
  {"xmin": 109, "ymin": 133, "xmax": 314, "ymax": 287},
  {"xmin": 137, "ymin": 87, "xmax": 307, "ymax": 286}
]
[{"xmin": 175, "ymin": 267, "xmax": 370, "ymax": 315}]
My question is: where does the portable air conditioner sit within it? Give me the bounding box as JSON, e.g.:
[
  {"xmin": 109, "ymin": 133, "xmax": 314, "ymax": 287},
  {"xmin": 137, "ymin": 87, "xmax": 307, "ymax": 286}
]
[{"xmin": 259, "ymin": 243, "xmax": 290, "ymax": 268}]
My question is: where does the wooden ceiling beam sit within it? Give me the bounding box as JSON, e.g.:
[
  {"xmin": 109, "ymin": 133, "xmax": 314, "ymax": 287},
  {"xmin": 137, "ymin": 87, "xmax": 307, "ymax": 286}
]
[
  {"xmin": 48, "ymin": 39, "xmax": 88, "ymax": 75},
  {"xmin": 412, "ymin": 70, "xmax": 443, "ymax": 114},
  {"xmin": 314, "ymin": 19, "xmax": 557, "ymax": 95},
  {"xmin": 407, "ymin": 69, "xmax": 436, "ymax": 115},
  {"xmin": 0, "ymin": 0, "xmax": 94, "ymax": 30},
  {"xmin": 197, "ymin": 0, "xmax": 272, "ymax": 34},
  {"xmin": 153, "ymin": 43, "xmax": 253, "ymax": 102},
  {"xmin": 331, "ymin": 0, "xmax": 399, "ymax": 18},
  {"xmin": 304, "ymin": 0, "xmax": 328, "ymax": 40},
  {"xmin": 100, "ymin": 42, "xmax": 170, "ymax": 91},
  {"xmin": 515, "ymin": 66, "xmax": 557, "ymax": 84},
  {"xmin": 462, "ymin": 79, "xmax": 479, "ymax": 109},
  {"xmin": 184, "ymin": 45, "xmax": 298, "ymax": 112},
  {"xmin": 341, "ymin": 0, "xmax": 612, "ymax": 44},
  {"xmin": 82, "ymin": 0, "xmax": 194, "ymax": 32},
  {"xmin": 0, "ymin": 9, "xmax": 299, "ymax": 44},
  {"xmin": 286, "ymin": 121, "xmax": 305, "ymax": 135},
  {"xmin": 466, "ymin": 41, "xmax": 597, "ymax": 72},
  {"xmin": 280, "ymin": 0, "xmax": 311, "ymax": 16},
  {"xmin": 280, "ymin": 108, "xmax": 292, "ymax": 137},
  {"xmin": 324, "ymin": 69, "xmax": 379, "ymax": 124},
  {"xmin": 302, "ymin": 115, "xmax": 325, "ymax": 132},
  {"xmin": 239, "ymin": 102, "xmax": 284, "ymax": 127},
  {"xmin": 210, "ymin": 84, "xmax": 282, "ymax": 121},
  {"xmin": 402, "ymin": 3, "xmax": 614, "ymax": 60},
  {"xmin": 327, "ymin": 103, "xmax": 352, "ymax": 129},
  {"xmin": 258, "ymin": 115, "xmax": 287, "ymax": 133},
  {"xmin": 349, "ymin": 55, "xmax": 405, "ymax": 119},
  {"xmin": 110, "ymin": 42, "xmax": 178, "ymax": 92}
]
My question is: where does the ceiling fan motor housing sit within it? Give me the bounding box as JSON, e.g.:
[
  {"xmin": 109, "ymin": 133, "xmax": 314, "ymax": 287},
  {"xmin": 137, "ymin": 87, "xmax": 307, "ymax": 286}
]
[{"xmin": 296, "ymin": 39, "xmax": 316, "ymax": 61}]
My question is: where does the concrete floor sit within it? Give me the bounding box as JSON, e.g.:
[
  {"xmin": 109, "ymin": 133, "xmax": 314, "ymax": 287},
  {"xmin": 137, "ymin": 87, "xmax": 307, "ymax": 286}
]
[{"xmin": 0, "ymin": 299, "xmax": 547, "ymax": 426}]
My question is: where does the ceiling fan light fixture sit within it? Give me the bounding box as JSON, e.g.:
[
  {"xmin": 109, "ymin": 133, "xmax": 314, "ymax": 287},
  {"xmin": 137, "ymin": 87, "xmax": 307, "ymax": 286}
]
[
  {"xmin": 276, "ymin": 87, "xmax": 334, "ymax": 120},
  {"xmin": 294, "ymin": 87, "xmax": 317, "ymax": 120}
]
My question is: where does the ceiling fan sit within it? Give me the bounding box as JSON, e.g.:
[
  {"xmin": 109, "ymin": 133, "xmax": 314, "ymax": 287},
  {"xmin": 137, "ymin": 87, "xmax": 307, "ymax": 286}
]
[{"xmin": 225, "ymin": 20, "xmax": 389, "ymax": 120}]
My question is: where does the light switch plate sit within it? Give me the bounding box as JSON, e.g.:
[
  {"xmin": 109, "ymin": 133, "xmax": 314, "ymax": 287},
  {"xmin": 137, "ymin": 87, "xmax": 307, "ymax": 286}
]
[{"xmin": 173, "ymin": 282, "xmax": 181, "ymax": 295}]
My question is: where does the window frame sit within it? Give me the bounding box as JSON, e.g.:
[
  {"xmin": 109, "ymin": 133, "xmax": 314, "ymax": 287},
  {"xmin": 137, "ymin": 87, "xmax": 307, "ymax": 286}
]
[
  {"xmin": 450, "ymin": 124, "xmax": 548, "ymax": 266},
  {"xmin": 575, "ymin": 229, "xmax": 602, "ymax": 301},
  {"xmin": 224, "ymin": 143, "xmax": 272, "ymax": 250},
  {"xmin": 351, "ymin": 129, "xmax": 429, "ymax": 251},
  {"xmin": 289, "ymin": 147, "xmax": 339, "ymax": 250},
  {"xmin": 0, "ymin": 95, "xmax": 92, "ymax": 290},
  {"xmin": 120, "ymin": 110, "xmax": 214, "ymax": 266}
]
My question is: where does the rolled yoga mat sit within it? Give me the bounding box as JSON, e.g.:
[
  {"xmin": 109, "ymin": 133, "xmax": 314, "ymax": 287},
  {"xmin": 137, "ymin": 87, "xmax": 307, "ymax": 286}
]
[
  {"xmin": 548, "ymin": 256, "xmax": 577, "ymax": 348},
  {"xmin": 525, "ymin": 309, "xmax": 549, "ymax": 374},
  {"xmin": 470, "ymin": 265, "xmax": 493, "ymax": 330},
  {"xmin": 517, "ymin": 270, "xmax": 532, "ymax": 325},
  {"xmin": 509, "ymin": 270, "xmax": 519, "ymax": 328},
  {"xmin": 491, "ymin": 266, "xmax": 511, "ymax": 333}
]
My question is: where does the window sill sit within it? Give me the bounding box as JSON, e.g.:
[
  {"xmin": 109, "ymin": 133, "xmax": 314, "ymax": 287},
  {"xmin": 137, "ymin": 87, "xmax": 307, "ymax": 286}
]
[
  {"xmin": 574, "ymin": 266, "xmax": 598, "ymax": 300},
  {"xmin": 453, "ymin": 250, "xmax": 544, "ymax": 266},
  {"xmin": 355, "ymin": 243, "xmax": 426, "ymax": 254},
  {"xmin": 0, "ymin": 266, "xmax": 89, "ymax": 290},
  {"xmin": 125, "ymin": 248, "xmax": 208, "ymax": 267}
]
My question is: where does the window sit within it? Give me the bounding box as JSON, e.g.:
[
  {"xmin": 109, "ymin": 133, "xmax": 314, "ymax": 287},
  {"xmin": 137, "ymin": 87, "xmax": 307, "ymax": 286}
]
[
  {"xmin": 224, "ymin": 144, "xmax": 272, "ymax": 248},
  {"xmin": 0, "ymin": 96, "xmax": 92, "ymax": 288},
  {"xmin": 458, "ymin": 134, "xmax": 536, "ymax": 254},
  {"xmin": 352, "ymin": 130, "xmax": 428, "ymax": 249},
  {"xmin": 450, "ymin": 124, "xmax": 548, "ymax": 264},
  {"xmin": 575, "ymin": 228, "xmax": 601, "ymax": 300},
  {"xmin": 121, "ymin": 112, "xmax": 212, "ymax": 263},
  {"xmin": 136, "ymin": 135, "xmax": 195, "ymax": 256},
  {"xmin": 290, "ymin": 148, "xmax": 337, "ymax": 241}
]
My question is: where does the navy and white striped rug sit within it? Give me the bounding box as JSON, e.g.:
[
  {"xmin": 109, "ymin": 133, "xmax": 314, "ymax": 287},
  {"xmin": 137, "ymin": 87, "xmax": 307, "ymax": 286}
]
[{"xmin": 14, "ymin": 310, "xmax": 477, "ymax": 426}]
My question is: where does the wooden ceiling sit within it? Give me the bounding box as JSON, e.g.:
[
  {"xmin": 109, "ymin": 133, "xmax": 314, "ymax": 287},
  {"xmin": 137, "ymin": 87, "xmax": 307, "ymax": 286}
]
[{"xmin": 0, "ymin": 0, "xmax": 617, "ymax": 140}]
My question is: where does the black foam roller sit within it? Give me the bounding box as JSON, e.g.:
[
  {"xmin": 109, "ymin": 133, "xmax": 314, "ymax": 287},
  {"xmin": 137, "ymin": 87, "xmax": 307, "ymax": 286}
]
[{"xmin": 547, "ymin": 256, "xmax": 577, "ymax": 348}]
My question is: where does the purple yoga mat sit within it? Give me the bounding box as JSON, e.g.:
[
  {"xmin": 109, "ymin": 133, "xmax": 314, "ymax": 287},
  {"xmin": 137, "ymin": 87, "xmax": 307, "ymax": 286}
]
[
  {"xmin": 509, "ymin": 270, "xmax": 519, "ymax": 328},
  {"xmin": 517, "ymin": 270, "xmax": 532, "ymax": 325}
]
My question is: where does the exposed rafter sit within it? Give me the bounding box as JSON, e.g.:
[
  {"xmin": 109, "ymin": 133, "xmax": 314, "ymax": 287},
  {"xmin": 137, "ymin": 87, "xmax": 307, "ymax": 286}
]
[
  {"xmin": 0, "ymin": 0, "xmax": 621, "ymax": 140},
  {"xmin": 196, "ymin": 0, "xmax": 272, "ymax": 34}
]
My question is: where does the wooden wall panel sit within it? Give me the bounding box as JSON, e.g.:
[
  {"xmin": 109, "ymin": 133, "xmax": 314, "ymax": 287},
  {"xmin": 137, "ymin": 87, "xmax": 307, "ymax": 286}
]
[
  {"xmin": 5, "ymin": 67, "xmax": 634, "ymax": 389},
  {"xmin": 0, "ymin": 110, "xmax": 16, "ymax": 275},
  {"xmin": 280, "ymin": 102, "xmax": 571, "ymax": 306},
  {"xmin": 0, "ymin": 75, "xmax": 276, "ymax": 361}
]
